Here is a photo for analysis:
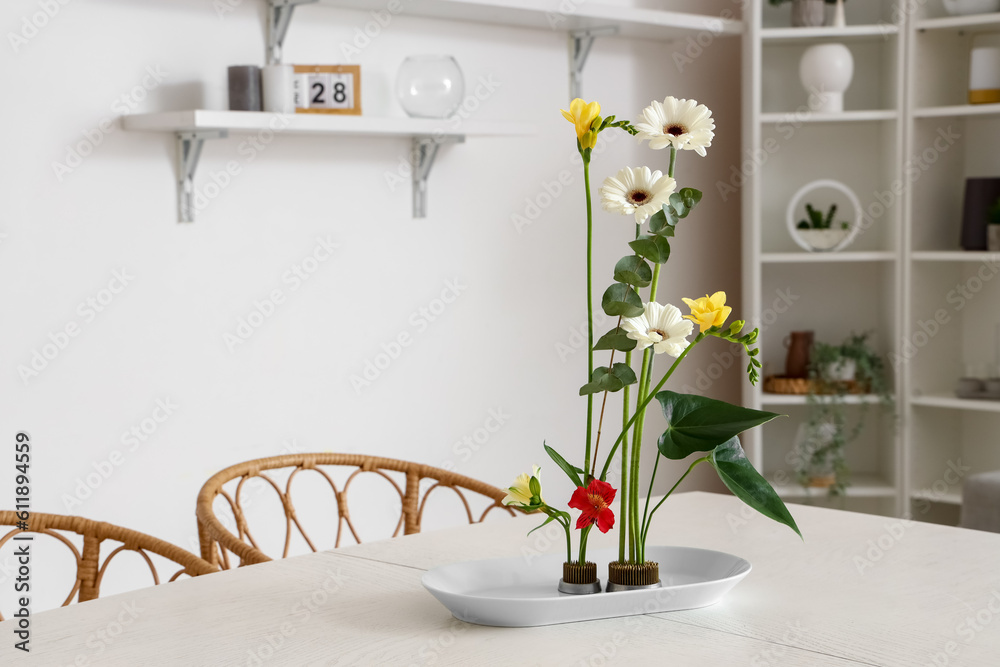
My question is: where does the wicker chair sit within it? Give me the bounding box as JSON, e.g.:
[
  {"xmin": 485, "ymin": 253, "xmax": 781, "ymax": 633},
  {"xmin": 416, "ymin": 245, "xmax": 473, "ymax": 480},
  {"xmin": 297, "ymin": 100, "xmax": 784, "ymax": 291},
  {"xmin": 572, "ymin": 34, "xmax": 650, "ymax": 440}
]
[
  {"xmin": 196, "ymin": 453, "xmax": 515, "ymax": 569},
  {"xmin": 0, "ymin": 512, "xmax": 217, "ymax": 621}
]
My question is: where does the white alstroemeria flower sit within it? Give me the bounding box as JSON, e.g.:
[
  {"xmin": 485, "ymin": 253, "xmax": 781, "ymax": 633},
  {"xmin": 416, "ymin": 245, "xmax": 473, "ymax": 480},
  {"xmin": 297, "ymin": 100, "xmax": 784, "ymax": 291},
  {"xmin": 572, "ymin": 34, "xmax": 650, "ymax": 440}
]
[
  {"xmin": 635, "ymin": 96, "xmax": 716, "ymax": 157},
  {"xmin": 502, "ymin": 465, "xmax": 543, "ymax": 508},
  {"xmin": 621, "ymin": 302, "xmax": 694, "ymax": 357},
  {"xmin": 599, "ymin": 166, "xmax": 676, "ymax": 224}
]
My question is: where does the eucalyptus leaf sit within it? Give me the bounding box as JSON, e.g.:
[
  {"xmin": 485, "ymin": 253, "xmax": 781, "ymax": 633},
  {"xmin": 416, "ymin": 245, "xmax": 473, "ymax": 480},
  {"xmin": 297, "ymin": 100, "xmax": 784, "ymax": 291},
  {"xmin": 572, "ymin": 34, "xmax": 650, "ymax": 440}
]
[
  {"xmin": 594, "ymin": 327, "xmax": 638, "ymax": 352},
  {"xmin": 628, "ymin": 235, "xmax": 671, "ymax": 264},
  {"xmin": 544, "ymin": 443, "xmax": 584, "ymax": 487},
  {"xmin": 601, "ymin": 283, "xmax": 644, "ymax": 317},
  {"xmin": 647, "ymin": 208, "xmax": 675, "ymax": 236},
  {"xmin": 613, "ymin": 255, "xmax": 652, "ymax": 288},
  {"xmin": 678, "ymin": 187, "xmax": 703, "ymax": 213},
  {"xmin": 579, "ymin": 363, "xmax": 637, "ymax": 395},
  {"xmin": 709, "ymin": 437, "xmax": 802, "ymax": 538},
  {"xmin": 655, "ymin": 391, "xmax": 782, "ymax": 460}
]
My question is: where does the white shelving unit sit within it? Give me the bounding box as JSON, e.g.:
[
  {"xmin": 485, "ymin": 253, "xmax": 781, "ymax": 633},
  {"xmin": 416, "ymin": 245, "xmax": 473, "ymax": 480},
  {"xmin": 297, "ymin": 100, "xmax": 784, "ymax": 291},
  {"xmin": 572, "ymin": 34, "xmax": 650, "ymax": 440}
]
[
  {"xmin": 743, "ymin": 0, "xmax": 905, "ymax": 511},
  {"xmin": 128, "ymin": 1, "xmax": 743, "ymax": 222},
  {"xmin": 746, "ymin": 1, "xmax": 1000, "ymax": 520}
]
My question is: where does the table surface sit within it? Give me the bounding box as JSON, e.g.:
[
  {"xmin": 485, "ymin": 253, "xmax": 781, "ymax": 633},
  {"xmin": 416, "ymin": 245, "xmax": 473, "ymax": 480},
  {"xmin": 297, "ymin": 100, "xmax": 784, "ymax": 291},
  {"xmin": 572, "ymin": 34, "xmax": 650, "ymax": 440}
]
[{"xmin": 3, "ymin": 491, "xmax": 999, "ymax": 666}]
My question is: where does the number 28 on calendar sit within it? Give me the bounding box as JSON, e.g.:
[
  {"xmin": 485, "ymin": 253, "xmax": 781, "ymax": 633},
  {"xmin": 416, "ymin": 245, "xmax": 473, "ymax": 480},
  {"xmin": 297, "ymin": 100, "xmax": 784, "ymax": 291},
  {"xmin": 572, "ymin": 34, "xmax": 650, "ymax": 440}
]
[{"xmin": 293, "ymin": 65, "xmax": 361, "ymax": 115}]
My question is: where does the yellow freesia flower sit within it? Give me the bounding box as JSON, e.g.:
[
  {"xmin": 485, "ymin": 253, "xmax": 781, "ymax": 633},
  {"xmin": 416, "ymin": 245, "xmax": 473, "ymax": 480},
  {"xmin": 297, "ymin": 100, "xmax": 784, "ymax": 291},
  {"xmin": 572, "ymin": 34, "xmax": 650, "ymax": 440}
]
[
  {"xmin": 561, "ymin": 98, "xmax": 601, "ymax": 150},
  {"xmin": 682, "ymin": 292, "xmax": 733, "ymax": 333},
  {"xmin": 502, "ymin": 465, "xmax": 544, "ymax": 508}
]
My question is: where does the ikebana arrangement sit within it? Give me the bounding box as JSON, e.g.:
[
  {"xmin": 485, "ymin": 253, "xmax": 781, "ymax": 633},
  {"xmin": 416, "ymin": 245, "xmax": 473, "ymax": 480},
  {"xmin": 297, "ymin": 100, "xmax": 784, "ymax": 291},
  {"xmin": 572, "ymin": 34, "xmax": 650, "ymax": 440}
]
[{"xmin": 502, "ymin": 96, "xmax": 802, "ymax": 595}]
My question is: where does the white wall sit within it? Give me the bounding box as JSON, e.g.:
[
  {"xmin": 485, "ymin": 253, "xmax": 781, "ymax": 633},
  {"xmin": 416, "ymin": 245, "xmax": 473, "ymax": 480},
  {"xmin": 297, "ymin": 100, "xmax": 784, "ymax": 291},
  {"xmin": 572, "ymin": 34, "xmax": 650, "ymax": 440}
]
[{"xmin": 0, "ymin": 0, "xmax": 742, "ymax": 610}]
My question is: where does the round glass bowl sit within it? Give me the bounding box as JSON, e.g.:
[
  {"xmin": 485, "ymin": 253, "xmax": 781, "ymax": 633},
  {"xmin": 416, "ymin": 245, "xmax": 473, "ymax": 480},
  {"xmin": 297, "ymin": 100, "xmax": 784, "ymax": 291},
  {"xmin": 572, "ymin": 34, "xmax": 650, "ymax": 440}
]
[{"xmin": 395, "ymin": 55, "xmax": 465, "ymax": 119}]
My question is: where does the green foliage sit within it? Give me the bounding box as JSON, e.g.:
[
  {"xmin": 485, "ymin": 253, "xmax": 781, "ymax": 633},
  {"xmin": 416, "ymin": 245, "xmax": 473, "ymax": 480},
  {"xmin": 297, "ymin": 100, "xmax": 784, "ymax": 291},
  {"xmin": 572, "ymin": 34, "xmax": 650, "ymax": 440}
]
[
  {"xmin": 613, "ymin": 255, "xmax": 652, "ymax": 288},
  {"xmin": 580, "ymin": 364, "xmax": 638, "ymax": 395},
  {"xmin": 655, "ymin": 391, "xmax": 781, "ymax": 460},
  {"xmin": 544, "ymin": 443, "xmax": 584, "ymax": 488},
  {"xmin": 798, "ymin": 202, "xmax": 849, "ymax": 230},
  {"xmin": 628, "ymin": 234, "xmax": 671, "ymax": 264},
  {"xmin": 709, "ymin": 438, "xmax": 802, "ymax": 538},
  {"xmin": 601, "ymin": 283, "xmax": 644, "ymax": 317},
  {"xmin": 593, "ymin": 326, "xmax": 637, "ymax": 352}
]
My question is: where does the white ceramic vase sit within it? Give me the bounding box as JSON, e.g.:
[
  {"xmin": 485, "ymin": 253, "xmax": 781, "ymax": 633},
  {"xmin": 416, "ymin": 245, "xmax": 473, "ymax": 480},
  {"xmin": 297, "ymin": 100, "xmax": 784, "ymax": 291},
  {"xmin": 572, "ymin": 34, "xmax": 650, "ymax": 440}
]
[
  {"xmin": 970, "ymin": 33, "xmax": 1000, "ymax": 104},
  {"xmin": 800, "ymin": 43, "xmax": 854, "ymax": 113},
  {"xmin": 831, "ymin": 0, "xmax": 847, "ymax": 27},
  {"xmin": 943, "ymin": 0, "xmax": 1000, "ymax": 16}
]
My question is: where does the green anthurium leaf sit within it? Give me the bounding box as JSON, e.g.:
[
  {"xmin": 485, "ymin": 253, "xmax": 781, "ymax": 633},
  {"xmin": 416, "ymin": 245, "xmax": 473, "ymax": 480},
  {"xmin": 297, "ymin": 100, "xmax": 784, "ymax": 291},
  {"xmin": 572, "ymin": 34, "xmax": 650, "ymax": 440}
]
[
  {"xmin": 594, "ymin": 327, "xmax": 637, "ymax": 352},
  {"xmin": 544, "ymin": 443, "xmax": 584, "ymax": 487},
  {"xmin": 579, "ymin": 364, "xmax": 637, "ymax": 396},
  {"xmin": 613, "ymin": 255, "xmax": 652, "ymax": 288},
  {"xmin": 628, "ymin": 235, "xmax": 671, "ymax": 264},
  {"xmin": 655, "ymin": 391, "xmax": 782, "ymax": 460},
  {"xmin": 601, "ymin": 283, "xmax": 644, "ymax": 317},
  {"xmin": 709, "ymin": 437, "xmax": 802, "ymax": 538}
]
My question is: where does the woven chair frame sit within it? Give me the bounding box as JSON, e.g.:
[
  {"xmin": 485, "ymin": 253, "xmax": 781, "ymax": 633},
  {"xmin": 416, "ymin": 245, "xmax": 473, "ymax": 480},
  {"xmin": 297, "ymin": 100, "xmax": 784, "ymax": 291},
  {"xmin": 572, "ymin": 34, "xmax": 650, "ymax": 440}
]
[
  {"xmin": 196, "ymin": 453, "xmax": 515, "ymax": 569},
  {"xmin": 0, "ymin": 511, "xmax": 217, "ymax": 621}
]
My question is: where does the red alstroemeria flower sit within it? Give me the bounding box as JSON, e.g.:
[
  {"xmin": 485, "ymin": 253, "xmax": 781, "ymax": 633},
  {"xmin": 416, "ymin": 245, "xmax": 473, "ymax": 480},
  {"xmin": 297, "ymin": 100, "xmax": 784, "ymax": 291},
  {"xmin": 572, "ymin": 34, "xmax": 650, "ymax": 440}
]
[{"xmin": 568, "ymin": 479, "xmax": 617, "ymax": 533}]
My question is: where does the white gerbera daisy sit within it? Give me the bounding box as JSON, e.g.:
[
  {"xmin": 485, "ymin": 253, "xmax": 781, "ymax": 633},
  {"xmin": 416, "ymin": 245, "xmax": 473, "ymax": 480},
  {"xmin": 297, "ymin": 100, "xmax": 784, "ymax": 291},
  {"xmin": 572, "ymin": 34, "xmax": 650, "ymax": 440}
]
[
  {"xmin": 599, "ymin": 166, "xmax": 676, "ymax": 224},
  {"xmin": 621, "ymin": 302, "xmax": 693, "ymax": 357},
  {"xmin": 635, "ymin": 97, "xmax": 716, "ymax": 157}
]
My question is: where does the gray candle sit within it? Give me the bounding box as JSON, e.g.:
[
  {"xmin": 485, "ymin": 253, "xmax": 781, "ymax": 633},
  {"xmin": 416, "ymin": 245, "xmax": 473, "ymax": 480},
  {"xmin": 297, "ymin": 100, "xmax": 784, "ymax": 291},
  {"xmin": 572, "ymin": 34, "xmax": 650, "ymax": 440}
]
[{"xmin": 228, "ymin": 65, "xmax": 262, "ymax": 111}]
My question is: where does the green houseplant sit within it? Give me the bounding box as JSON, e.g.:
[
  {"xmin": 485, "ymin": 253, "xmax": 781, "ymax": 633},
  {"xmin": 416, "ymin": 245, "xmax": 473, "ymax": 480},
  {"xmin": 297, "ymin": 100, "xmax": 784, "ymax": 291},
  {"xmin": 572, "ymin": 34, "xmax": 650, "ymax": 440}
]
[
  {"xmin": 794, "ymin": 332, "xmax": 892, "ymax": 495},
  {"xmin": 768, "ymin": 0, "xmax": 846, "ymax": 28}
]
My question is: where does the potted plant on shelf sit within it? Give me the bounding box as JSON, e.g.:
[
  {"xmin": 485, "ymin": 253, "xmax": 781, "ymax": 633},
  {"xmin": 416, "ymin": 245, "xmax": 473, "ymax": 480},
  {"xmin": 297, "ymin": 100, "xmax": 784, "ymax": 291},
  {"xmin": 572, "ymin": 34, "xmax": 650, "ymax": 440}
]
[
  {"xmin": 793, "ymin": 332, "xmax": 892, "ymax": 495},
  {"xmin": 502, "ymin": 96, "xmax": 801, "ymax": 596},
  {"xmin": 769, "ymin": 0, "xmax": 846, "ymax": 28},
  {"xmin": 794, "ymin": 202, "xmax": 851, "ymax": 251}
]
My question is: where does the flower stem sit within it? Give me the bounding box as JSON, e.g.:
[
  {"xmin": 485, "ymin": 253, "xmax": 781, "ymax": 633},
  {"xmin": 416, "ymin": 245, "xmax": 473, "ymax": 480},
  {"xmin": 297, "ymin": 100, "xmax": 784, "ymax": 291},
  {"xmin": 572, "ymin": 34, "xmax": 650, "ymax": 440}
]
[
  {"xmin": 578, "ymin": 524, "xmax": 592, "ymax": 564},
  {"xmin": 598, "ymin": 333, "xmax": 706, "ymax": 482},
  {"xmin": 639, "ymin": 454, "xmax": 660, "ymax": 562},
  {"xmin": 641, "ymin": 456, "xmax": 708, "ymax": 547},
  {"xmin": 619, "ymin": 349, "xmax": 631, "ymax": 563},
  {"xmin": 591, "ymin": 315, "xmax": 623, "ymax": 477},
  {"xmin": 583, "ymin": 157, "xmax": 594, "ymax": 483}
]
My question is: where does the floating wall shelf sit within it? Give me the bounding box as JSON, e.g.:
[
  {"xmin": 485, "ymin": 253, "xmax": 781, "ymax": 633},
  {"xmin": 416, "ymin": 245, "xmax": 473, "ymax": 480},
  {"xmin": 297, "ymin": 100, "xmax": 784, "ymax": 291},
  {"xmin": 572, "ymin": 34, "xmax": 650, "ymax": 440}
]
[
  {"xmin": 264, "ymin": 0, "xmax": 742, "ymax": 101},
  {"xmin": 314, "ymin": 0, "xmax": 743, "ymax": 41},
  {"xmin": 122, "ymin": 110, "xmax": 535, "ymax": 222}
]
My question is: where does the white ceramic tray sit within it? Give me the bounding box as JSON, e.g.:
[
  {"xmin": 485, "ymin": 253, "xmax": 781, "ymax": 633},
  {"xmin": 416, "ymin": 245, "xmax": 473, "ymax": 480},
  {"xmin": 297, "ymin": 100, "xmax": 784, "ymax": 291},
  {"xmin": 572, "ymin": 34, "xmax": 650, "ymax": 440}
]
[{"xmin": 421, "ymin": 546, "xmax": 751, "ymax": 627}]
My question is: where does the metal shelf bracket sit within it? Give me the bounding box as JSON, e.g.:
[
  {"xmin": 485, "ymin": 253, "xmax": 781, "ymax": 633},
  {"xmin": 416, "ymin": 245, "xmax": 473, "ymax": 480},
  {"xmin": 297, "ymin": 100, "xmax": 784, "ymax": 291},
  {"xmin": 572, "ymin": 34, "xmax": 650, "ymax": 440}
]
[
  {"xmin": 176, "ymin": 130, "xmax": 228, "ymax": 223},
  {"xmin": 412, "ymin": 135, "xmax": 464, "ymax": 219},
  {"xmin": 569, "ymin": 26, "xmax": 618, "ymax": 101},
  {"xmin": 267, "ymin": 0, "xmax": 319, "ymax": 65}
]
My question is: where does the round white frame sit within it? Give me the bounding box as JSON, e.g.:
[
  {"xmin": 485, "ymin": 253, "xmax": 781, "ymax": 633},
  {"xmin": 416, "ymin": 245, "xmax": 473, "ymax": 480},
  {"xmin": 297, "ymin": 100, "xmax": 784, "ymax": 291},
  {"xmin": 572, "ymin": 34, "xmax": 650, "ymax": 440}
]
[{"xmin": 786, "ymin": 179, "xmax": 863, "ymax": 253}]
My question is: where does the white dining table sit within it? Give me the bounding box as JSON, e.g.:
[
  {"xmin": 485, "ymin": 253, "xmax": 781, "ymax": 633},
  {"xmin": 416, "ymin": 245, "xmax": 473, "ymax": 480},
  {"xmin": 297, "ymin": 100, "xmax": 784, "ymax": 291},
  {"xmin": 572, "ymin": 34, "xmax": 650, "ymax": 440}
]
[{"xmin": 3, "ymin": 491, "xmax": 999, "ymax": 666}]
